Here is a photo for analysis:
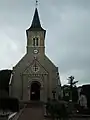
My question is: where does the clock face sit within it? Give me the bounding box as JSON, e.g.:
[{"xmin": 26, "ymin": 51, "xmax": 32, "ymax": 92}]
[{"xmin": 33, "ymin": 49, "xmax": 38, "ymax": 54}]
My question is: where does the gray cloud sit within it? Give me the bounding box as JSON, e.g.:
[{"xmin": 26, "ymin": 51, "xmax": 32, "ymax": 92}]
[{"xmin": 0, "ymin": 0, "xmax": 90, "ymax": 85}]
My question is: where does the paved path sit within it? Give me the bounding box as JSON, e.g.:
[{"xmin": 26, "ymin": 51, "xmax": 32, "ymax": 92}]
[{"xmin": 18, "ymin": 103, "xmax": 44, "ymax": 120}]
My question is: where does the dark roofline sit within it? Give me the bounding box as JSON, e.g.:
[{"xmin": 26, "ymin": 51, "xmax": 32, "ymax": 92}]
[{"xmin": 26, "ymin": 8, "xmax": 45, "ymax": 31}]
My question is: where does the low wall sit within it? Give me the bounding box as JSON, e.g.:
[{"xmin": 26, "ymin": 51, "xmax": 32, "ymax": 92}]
[
  {"xmin": 44, "ymin": 114, "xmax": 90, "ymax": 120},
  {"xmin": 69, "ymin": 114, "xmax": 90, "ymax": 120}
]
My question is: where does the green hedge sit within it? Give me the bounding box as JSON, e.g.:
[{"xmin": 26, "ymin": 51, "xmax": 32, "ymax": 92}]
[
  {"xmin": 46, "ymin": 100, "xmax": 69, "ymax": 120},
  {"xmin": 0, "ymin": 97, "xmax": 19, "ymax": 112}
]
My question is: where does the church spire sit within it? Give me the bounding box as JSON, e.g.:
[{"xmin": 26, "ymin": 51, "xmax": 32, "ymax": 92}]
[
  {"xmin": 30, "ymin": 0, "xmax": 41, "ymax": 28},
  {"xmin": 30, "ymin": 8, "xmax": 41, "ymax": 29},
  {"xmin": 27, "ymin": 1, "xmax": 45, "ymax": 31},
  {"xmin": 26, "ymin": 1, "xmax": 46, "ymax": 54}
]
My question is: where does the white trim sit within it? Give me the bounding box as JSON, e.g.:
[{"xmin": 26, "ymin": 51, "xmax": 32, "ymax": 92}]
[
  {"xmin": 8, "ymin": 112, "xmax": 17, "ymax": 120},
  {"xmin": 9, "ymin": 73, "xmax": 13, "ymax": 85}
]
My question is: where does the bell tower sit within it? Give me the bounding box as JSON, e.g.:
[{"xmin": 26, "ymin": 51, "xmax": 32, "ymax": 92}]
[{"xmin": 26, "ymin": 7, "xmax": 46, "ymax": 56}]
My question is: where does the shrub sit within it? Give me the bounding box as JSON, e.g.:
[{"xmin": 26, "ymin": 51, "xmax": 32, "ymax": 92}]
[{"xmin": 46, "ymin": 100, "xmax": 69, "ymax": 120}]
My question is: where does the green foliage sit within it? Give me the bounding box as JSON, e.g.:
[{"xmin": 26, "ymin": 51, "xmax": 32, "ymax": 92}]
[
  {"xmin": 0, "ymin": 97, "xmax": 19, "ymax": 112},
  {"xmin": 67, "ymin": 76, "xmax": 78, "ymax": 102},
  {"xmin": 0, "ymin": 69, "xmax": 12, "ymax": 93},
  {"xmin": 46, "ymin": 100, "xmax": 68, "ymax": 120},
  {"xmin": 68, "ymin": 76, "xmax": 78, "ymax": 87}
]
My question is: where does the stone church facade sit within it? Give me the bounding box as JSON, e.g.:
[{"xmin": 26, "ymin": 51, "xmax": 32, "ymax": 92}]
[{"xmin": 9, "ymin": 8, "xmax": 61, "ymax": 102}]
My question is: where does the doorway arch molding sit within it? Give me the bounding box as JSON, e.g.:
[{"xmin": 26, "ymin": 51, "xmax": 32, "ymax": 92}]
[{"xmin": 28, "ymin": 78, "xmax": 44, "ymax": 88}]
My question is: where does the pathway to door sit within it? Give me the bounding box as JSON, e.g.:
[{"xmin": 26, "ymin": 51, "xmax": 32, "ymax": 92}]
[{"xmin": 17, "ymin": 102, "xmax": 44, "ymax": 120}]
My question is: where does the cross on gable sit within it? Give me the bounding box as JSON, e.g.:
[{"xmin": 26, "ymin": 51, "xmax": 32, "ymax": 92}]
[
  {"xmin": 33, "ymin": 65, "xmax": 39, "ymax": 72},
  {"xmin": 32, "ymin": 61, "xmax": 39, "ymax": 72}
]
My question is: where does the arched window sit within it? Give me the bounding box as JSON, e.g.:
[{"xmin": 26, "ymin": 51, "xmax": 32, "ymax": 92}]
[
  {"xmin": 36, "ymin": 37, "xmax": 38, "ymax": 46},
  {"xmin": 32, "ymin": 37, "xmax": 39, "ymax": 46},
  {"xmin": 33, "ymin": 38, "xmax": 36, "ymax": 46}
]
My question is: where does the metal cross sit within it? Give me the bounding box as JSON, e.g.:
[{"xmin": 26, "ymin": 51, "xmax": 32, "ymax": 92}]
[{"xmin": 36, "ymin": 0, "xmax": 38, "ymax": 7}]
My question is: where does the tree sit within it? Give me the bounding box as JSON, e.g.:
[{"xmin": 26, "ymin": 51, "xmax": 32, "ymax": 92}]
[
  {"xmin": 0, "ymin": 69, "xmax": 19, "ymax": 113},
  {"xmin": 67, "ymin": 76, "xmax": 78, "ymax": 102},
  {"xmin": 0, "ymin": 69, "xmax": 12, "ymax": 94}
]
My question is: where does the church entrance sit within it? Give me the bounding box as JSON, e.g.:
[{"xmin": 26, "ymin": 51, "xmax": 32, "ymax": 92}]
[{"xmin": 30, "ymin": 81, "xmax": 40, "ymax": 101}]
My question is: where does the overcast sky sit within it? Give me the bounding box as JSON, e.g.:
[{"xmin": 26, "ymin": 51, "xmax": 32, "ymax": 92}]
[{"xmin": 0, "ymin": 0, "xmax": 90, "ymax": 86}]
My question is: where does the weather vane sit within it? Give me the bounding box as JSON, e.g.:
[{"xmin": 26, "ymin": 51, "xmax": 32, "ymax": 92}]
[{"xmin": 35, "ymin": 0, "xmax": 38, "ymax": 7}]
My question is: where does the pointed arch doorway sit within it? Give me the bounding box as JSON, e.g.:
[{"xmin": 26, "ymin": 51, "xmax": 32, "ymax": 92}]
[{"xmin": 30, "ymin": 81, "xmax": 40, "ymax": 101}]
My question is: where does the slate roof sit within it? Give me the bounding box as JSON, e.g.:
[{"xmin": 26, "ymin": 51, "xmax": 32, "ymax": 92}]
[{"xmin": 27, "ymin": 8, "xmax": 45, "ymax": 31}]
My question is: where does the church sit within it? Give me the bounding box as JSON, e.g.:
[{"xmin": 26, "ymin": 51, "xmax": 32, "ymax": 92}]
[{"xmin": 9, "ymin": 7, "xmax": 61, "ymax": 102}]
